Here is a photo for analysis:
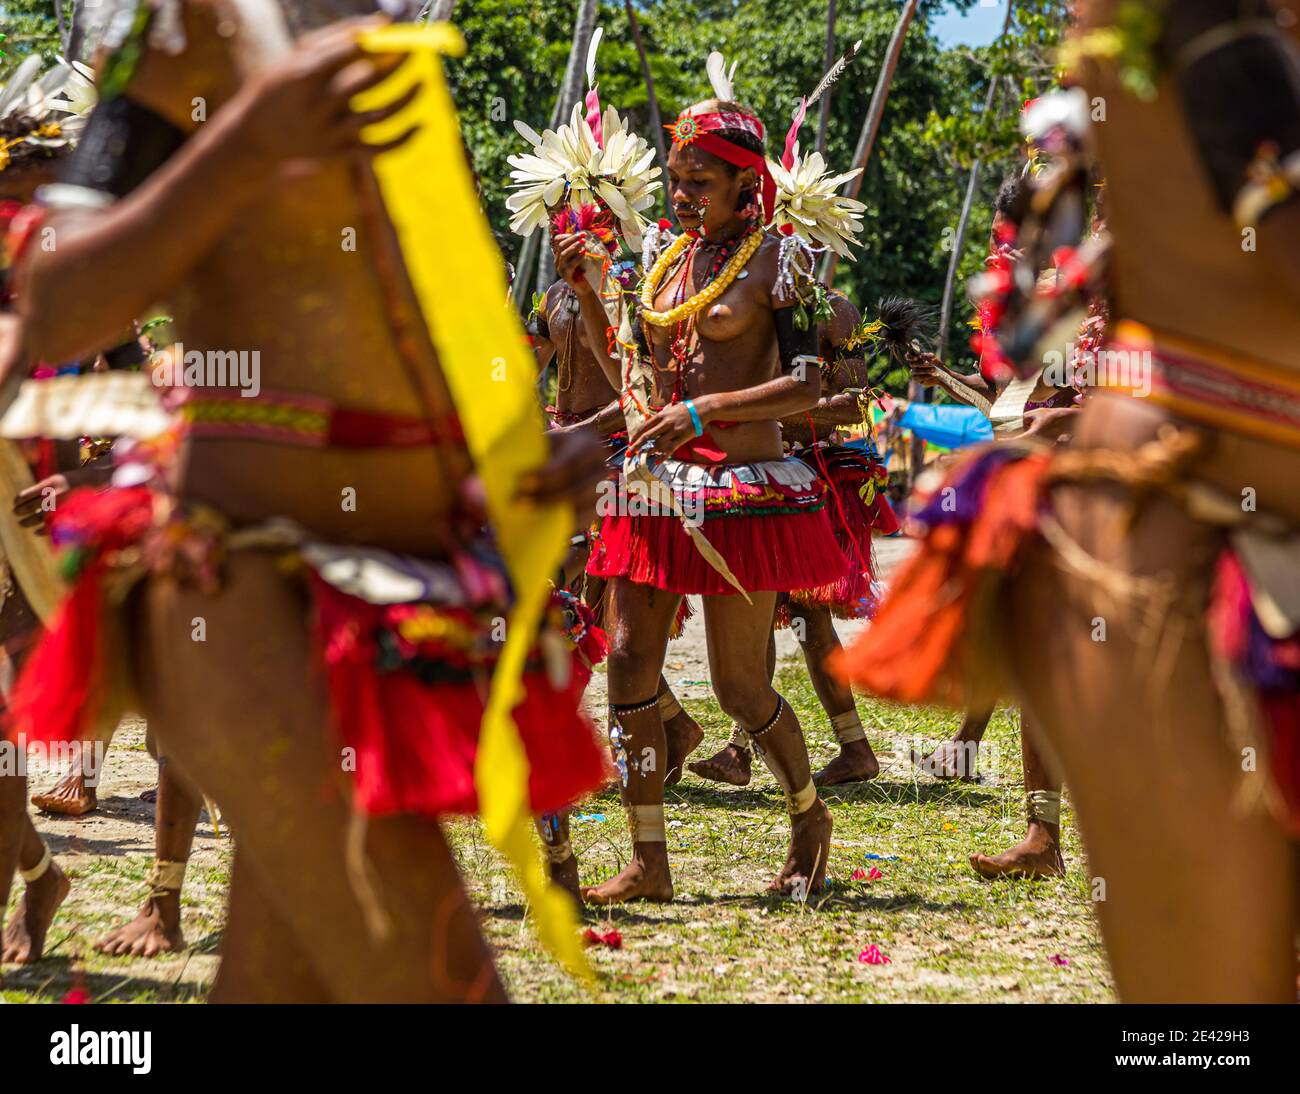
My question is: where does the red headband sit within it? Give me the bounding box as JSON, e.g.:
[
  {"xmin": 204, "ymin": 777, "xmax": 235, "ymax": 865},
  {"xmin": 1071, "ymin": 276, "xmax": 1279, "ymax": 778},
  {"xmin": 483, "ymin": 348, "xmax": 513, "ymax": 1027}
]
[{"xmin": 666, "ymin": 110, "xmax": 775, "ymax": 222}]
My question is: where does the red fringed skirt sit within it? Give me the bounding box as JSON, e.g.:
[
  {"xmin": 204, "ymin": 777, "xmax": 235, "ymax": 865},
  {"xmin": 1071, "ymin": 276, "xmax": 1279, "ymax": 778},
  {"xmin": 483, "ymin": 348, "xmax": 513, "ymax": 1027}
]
[
  {"xmin": 585, "ymin": 456, "xmax": 849, "ymax": 596},
  {"xmin": 311, "ymin": 577, "xmax": 610, "ymax": 817},
  {"xmin": 7, "ymin": 484, "xmax": 612, "ymax": 820},
  {"xmin": 783, "ymin": 443, "xmax": 898, "ymax": 620}
]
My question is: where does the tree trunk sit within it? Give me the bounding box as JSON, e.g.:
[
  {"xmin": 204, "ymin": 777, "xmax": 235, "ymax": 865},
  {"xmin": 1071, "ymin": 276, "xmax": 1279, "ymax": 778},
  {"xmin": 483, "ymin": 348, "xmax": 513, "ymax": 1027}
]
[
  {"xmin": 818, "ymin": 0, "xmax": 918, "ymax": 285},
  {"xmin": 511, "ymin": 0, "xmax": 600, "ymax": 310},
  {"xmin": 911, "ymin": 0, "xmax": 1015, "ymax": 488},
  {"xmin": 815, "ymin": 0, "xmax": 838, "ymax": 156},
  {"xmin": 625, "ymin": 0, "xmax": 669, "ymax": 216},
  {"xmin": 420, "ymin": 0, "xmax": 455, "ymax": 22},
  {"xmin": 935, "ymin": 0, "xmax": 1016, "ymax": 358},
  {"xmin": 532, "ymin": 0, "xmax": 599, "ymax": 302}
]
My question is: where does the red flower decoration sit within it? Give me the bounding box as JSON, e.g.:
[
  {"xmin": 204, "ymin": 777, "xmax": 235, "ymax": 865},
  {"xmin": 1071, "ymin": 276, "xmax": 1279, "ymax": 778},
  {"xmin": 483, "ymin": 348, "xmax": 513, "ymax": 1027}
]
[
  {"xmin": 583, "ymin": 927, "xmax": 623, "ymax": 950},
  {"xmin": 857, "ymin": 944, "xmax": 891, "ymax": 965},
  {"xmin": 1049, "ymin": 953, "xmax": 1070, "ymax": 967}
]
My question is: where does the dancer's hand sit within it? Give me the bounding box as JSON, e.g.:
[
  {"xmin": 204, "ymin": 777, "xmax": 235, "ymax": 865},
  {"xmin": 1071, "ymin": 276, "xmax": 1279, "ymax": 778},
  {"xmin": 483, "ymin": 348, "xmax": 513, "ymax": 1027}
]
[
  {"xmin": 516, "ymin": 426, "xmax": 608, "ymax": 527},
  {"xmin": 628, "ymin": 401, "xmax": 699, "ymax": 458},
  {"xmin": 228, "ymin": 16, "xmax": 419, "ymax": 164},
  {"xmin": 13, "ymin": 463, "xmax": 114, "ymax": 532},
  {"xmin": 553, "ymin": 233, "xmax": 594, "ymax": 296},
  {"xmin": 907, "ymin": 351, "xmax": 944, "ymax": 387}
]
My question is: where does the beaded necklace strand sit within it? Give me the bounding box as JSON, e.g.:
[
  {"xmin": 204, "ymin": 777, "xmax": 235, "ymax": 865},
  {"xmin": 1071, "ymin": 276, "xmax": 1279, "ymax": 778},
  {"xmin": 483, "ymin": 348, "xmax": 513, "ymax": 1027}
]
[{"xmin": 640, "ymin": 228, "xmax": 763, "ymax": 327}]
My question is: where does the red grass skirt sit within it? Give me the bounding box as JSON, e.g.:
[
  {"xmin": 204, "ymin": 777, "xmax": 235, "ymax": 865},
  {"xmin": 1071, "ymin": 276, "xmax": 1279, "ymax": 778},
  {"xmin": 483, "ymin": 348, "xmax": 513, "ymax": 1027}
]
[
  {"xmin": 312, "ymin": 577, "xmax": 610, "ymax": 818},
  {"xmin": 586, "ymin": 457, "xmax": 849, "ymax": 596},
  {"xmin": 6, "ymin": 484, "xmax": 611, "ymax": 821},
  {"xmin": 784, "ymin": 444, "xmax": 897, "ymax": 619}
]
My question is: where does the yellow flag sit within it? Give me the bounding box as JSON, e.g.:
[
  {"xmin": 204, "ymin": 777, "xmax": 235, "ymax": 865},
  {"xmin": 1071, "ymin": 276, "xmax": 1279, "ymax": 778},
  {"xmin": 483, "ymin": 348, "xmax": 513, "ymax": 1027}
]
[{"xmin": 357, "ymin": 23, "xmax": 590, "ymax": 982}]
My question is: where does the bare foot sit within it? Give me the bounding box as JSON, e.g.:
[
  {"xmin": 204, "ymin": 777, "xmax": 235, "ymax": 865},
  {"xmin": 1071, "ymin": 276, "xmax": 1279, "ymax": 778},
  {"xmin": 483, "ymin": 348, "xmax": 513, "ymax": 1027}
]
[
  {"xmin": 910, "ymin": 739, "xmax": 980, "ymax": 781},
  {"xmin": 768, "ymin": 798, "xmax": 833, "ymax": 896},
  {"xmin": 688, "ymin": 744, "xmax": 752, "ymax": 786},
  {"xmin": 581, "ymin": 843, "xmax": 673, "ymax": 905},
  {"xmin": 2, "ymin": 861, "xmax": 70, "ymax": 964},
  {"xmin": 664, "ymin": 709, "xmax": 705, "ymax": 787},
  {"xmin": 813, "ymin": 739, "xmax": 881, "ymax": 787},
  {"xmin": 31, "ymin": 768, "xmax": 97, "ymax": 816},
  {"xmin": 548, "ymin": 855, "xmax": 583, "ymax": 909},
  {"xmin": 969, "ymin": 822, "xmax": 1065, "ymax": 880},
  {"xmin": 93, "ymin": 893, "xmax": 185, "ymax": 958}
]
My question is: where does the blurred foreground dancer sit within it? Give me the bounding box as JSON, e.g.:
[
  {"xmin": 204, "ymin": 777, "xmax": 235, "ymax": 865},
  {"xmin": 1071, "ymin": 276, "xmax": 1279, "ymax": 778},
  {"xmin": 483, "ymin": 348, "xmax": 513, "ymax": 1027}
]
[
  {"xmin": 7, "ymin": 2, "xmax": 607, "ymax": 1000},
  {"xmin": 839, "ymin": 0, "xmax": 1300, "ymax": 1001}
]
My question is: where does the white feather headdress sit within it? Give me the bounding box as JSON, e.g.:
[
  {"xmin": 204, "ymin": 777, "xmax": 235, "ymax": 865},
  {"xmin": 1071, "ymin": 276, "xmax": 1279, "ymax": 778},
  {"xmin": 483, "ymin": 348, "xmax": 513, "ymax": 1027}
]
[{"xmin": 506, "ymin": 29, "xmax": 661, "ymax": 251}]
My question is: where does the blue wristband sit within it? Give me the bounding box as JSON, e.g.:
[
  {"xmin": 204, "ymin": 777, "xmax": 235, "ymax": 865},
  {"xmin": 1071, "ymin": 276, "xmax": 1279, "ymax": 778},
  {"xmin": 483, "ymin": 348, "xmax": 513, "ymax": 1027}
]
[{"xmin": 684, "ymin": 399, "xmax": 704, "ymax": 437}]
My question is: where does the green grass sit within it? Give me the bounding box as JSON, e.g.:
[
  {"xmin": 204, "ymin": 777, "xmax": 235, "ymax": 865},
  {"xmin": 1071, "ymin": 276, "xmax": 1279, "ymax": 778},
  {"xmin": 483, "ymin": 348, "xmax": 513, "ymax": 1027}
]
[{"xmin": 3, "ymin": 660, "xmax": 1112, "ymax": 1003}]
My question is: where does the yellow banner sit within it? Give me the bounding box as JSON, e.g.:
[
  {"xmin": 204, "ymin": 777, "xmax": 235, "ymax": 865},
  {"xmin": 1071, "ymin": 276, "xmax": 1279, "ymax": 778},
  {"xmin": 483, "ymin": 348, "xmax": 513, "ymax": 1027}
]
[{"xmin": 357, "ymin": 22, "xmax": 589, "ymax": 982}]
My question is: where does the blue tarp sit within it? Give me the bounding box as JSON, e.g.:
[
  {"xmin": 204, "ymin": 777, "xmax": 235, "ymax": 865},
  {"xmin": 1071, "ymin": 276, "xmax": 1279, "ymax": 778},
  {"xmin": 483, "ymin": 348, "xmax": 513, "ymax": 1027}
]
[{"xmin": 895, "ymin": 403, "xmax": 992, "ymax": 449}]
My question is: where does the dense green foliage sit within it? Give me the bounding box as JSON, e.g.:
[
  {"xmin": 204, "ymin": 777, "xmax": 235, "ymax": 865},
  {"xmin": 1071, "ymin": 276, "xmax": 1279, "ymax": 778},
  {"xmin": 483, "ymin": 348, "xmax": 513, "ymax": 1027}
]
[
  {"xmin": 0, "ymin": 0, "xmax": 62, "ymax": 74},
  {"xmin": 449, "ymin": 0, "xmax": 1065, "ymax": 385}
]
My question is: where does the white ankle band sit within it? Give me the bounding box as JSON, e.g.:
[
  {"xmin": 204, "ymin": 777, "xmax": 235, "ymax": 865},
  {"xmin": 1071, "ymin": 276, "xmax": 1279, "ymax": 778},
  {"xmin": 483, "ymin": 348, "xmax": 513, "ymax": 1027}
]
[
  {"xmin": 787, "ymin": 782, "xmax": 819, "ymax": 816},
  {"xmin": 830, "ymin": 710, "xmax": 866, "ymax": 744},
  {"xmin": 727, "ymin": 724, "xmax": 753, "ymax": 752},
  {"xmin": 19, "ymin": 844, "xmax": 52, "ymax": 883},
  {"xmin": 1026, "ymin": 790, "xmax": 1062, "ymax": 825},
  {"xmin": 627, "ymin": 804, "xmax": 666, "ymax": 843}
]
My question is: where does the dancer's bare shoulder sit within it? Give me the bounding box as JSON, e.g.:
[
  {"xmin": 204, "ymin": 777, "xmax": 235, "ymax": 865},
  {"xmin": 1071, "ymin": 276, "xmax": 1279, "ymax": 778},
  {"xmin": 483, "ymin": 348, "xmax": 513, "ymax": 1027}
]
[{"xmin": 98, "ymin": 0, "xmax": 257, "ymax": 131}]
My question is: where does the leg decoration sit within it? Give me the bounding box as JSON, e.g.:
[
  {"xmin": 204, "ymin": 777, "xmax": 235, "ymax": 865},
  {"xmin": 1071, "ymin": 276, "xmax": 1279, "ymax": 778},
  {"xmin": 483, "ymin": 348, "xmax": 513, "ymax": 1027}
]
[
  {"xmin": 19, "ymin": 843, "xmax": 51, "ymax": 884},
  {"xmin": 537, "ymin": 813, "xmax": 573, "ymax": 865},
  {"xmin": 146, "ymin": 859, "xmax": 188, "ymax": 896},
  {"xmin": 727, "ymin": 723, "xmax": 753, "ymax": 754},
  {"xmin": 829, "ymin": 708, "xmax": 866, "ymax": 745},
  {"xmin": 1026, "ymin": 789, "xmax": 1062, "ymax": 826},
  {"xmin": 609, "ymin": 697, "xmax": 668, "ymax": 832},
  {"xmin": 658, "ymin": 692, "xmax": 683, "ymax": 721},
  {"xmin": 627, "ymin": 803, "xmax": 666, "ymax": 843},
  {"xmin": 747, "ymin": 696, "xmax": 819, "ymax": 816}
]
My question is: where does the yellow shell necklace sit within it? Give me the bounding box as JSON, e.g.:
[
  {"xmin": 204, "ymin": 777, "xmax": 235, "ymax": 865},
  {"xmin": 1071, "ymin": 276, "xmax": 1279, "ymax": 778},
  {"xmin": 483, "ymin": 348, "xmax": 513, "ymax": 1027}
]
[{"xmin": 639, "ymin": 229, "xmax": 764, "ymax": 327}]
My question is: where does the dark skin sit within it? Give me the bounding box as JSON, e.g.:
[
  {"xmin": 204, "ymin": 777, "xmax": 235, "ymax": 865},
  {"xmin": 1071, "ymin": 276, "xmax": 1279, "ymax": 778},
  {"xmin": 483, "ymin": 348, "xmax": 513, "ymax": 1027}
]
[
  {"xmin": 904, "ymin": 215, "xmax": 1076, "ymax": 876},
  {"xmin": 532, "ymin": 278, "xmax": 703, "ymax": 892},
  {"xmin": 692, "ymin": 293, "xmax": 882, "ymax": 787},
  {"xmin": 988, "ymin": 0, "xmax": 1300, "ymax": 999},
  {"xmin": 17, "ymin": 5, "xmax": 605, "ymax": 1000},
  {"xmin": 553, "ymin": 118, "xmax": 832, "ymax": 904}
]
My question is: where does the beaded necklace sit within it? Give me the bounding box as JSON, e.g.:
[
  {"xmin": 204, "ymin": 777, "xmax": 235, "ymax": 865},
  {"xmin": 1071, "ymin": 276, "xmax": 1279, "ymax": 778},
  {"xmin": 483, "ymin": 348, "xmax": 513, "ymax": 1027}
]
[{"xmin": 640, "ymin": 228, "xmax": 763, "ymax": 327}]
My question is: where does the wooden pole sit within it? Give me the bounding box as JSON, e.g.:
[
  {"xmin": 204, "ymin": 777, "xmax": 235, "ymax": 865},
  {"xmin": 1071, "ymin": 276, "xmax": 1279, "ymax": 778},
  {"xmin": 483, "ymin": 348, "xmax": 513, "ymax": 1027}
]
[
  {"xmin": 625, "ymin": 0, "xmax": 669, "ymax": 216},
  {"xmin": 818, "ymin": 0, "xmax": 918, "ymax": 285},
  {"xmin": 815, "ymin": 0, "xmax": 838, "ymax": 156}
]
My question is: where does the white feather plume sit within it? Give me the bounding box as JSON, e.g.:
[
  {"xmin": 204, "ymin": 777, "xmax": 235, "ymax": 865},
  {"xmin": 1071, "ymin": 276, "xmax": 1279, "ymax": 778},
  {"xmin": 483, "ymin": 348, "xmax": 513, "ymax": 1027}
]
[
  {"xmin": 585, "ymin": 26, "xmax": 603, "ymax": 89},
  {"xmin": 706, "ymin": 50, "xmax": 734, "ymax": 102}
]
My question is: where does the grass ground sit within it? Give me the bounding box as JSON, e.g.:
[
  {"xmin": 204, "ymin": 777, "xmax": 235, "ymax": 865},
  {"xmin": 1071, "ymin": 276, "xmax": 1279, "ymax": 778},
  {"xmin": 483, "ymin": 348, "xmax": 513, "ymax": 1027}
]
[{"xmin": 3, "ymin": 658, "xmax": 1112, "ymax": 1003}]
